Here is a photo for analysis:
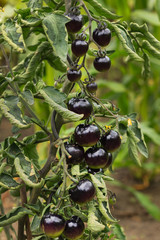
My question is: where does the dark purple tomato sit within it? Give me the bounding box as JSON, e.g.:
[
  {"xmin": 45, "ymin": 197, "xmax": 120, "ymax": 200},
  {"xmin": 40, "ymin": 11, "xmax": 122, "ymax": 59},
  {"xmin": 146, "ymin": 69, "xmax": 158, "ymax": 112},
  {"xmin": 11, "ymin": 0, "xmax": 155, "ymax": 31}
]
[
  {"xmin": 85, "ymin": 147, "xmax": 108, "ymax": 169},
  {"xmin": 67, "ymin": 68, "xmax": 82, "ymax": 82},
  {"xmin": 74, "ymin": 124, "xmax": 100, "ymax": 147},
  {"xmin": 93, "ymin": 56, "xmax": 111, "ymax": 72},
  {"xmin": 101, "ymin": 130, "xmax": 121, "ymax": 152},
  {"xmin": 93, "ymin": 28, "xmax": 111, "ymax": 47},
  {"xmin": 69, "ymin": 179, "xmax": 95, "ymax": 204},
  {"xmin": 66, "ymin": 13, "xmax": 83, "ymax": 33},
  {"xmin": 87, "ymin": 167, "xmax": 103, "ymax": 175},
  {"xmin": 41, "ymin": 213, "xmax": 65, "ymax": 238},
  {"xmin": 105, "ymin": 152, "xmax": 113, "ymax": 168},
  {"xmin": 65, "ymin": 142, "xmax": 84, "ymax": 165},
  {"xmin": 67, "ymin": 98, "xmax": 93, "ymax": 119},
  {"xmin": 86, "ymin": 81, "xmax": 98, "ymax": 93},
  {"xmin": 63, "ymin": 216, "xmax": 85, "ymax": 240},
  {"xmin": 71, "ymin": 39, "xmax": 89, "ymax": 57}
]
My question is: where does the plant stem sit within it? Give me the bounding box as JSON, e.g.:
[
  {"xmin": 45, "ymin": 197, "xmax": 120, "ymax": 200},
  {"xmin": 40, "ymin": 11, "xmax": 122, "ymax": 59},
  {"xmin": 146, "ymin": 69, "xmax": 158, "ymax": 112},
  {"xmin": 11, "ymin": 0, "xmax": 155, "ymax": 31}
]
[
  {"xmin": 18, "ymin": 183, "xmax": 32, "ymax": 240},
  {"xmin": 51, "ymin": 111, "xmax": 59, "ymax": 140},
  {"xmin": 65, "ymin": 0, "xmax": 72, "ymax": 13},
  {"xmin": 79, "ymin": 0, "xmax": 100, "ymax": 48}
]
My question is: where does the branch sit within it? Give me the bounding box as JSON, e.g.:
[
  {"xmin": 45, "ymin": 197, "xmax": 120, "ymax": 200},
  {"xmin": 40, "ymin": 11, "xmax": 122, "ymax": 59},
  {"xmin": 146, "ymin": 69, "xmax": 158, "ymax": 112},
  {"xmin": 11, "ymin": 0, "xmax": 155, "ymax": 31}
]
[
  {"xmin": 65, "ymin": 0, "xmax": 72, "ymax": 13},
  {"xmin": 18, "ymin": 183, "xmax": 32, "ymax": 240}
]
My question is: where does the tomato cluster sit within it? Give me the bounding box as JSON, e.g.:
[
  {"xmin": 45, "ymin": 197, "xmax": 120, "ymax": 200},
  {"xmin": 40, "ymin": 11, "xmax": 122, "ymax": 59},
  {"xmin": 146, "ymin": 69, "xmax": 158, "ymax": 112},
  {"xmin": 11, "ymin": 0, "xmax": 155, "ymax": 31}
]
[
  {"xmin": 66, "ymin": 8, "xmax": 112, "ymax": 89},
  {"xmin": 41, "ymin": 7, "xmax": 120, "ymax": 240},
  {"xmin": 41, "ymin": 214, "xmax": 84, "ymax": 239}
]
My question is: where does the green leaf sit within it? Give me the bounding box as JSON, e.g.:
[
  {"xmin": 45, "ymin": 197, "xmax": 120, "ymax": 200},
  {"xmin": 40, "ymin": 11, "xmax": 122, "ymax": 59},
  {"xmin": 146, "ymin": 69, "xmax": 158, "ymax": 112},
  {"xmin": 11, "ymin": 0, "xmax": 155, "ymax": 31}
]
[
  {"xmin": 0, "ymin": 75, "xmax": 8, "ymax": 95},
  {"xmin": 46, "ymin": 51, "xmax": 67, "ymax": 72},
  {"xmin": 113, "ymin": 224, "xmax": 126, "ymax": 240},
  {"xmin": 140, "ymin": 122, "xmax": 160, "ymax": 145},
  {"xmin": 0, "ymin": 163, "xmax": 7, "ymax": 175},
  {"xmin": 42, "ymin": 86, "xmax": 66, "ymax": 104},
  {"xmin": 39, "ymin": 88, "xmax": 83, "ymax": 121},
  {"xmin": 42, "ymin": 13, "xmax": 69, "ymax": 62},
  {"xmin": 15, "ymin": 8, "xmax": 31, "ymax": 18},
  {"xmin": 130, "ymin": 23, "xmax": 160, "ymax": 51},
  {"xmin": 142, "ymin": 53, "xmax": 151, "ymax": 80},
  {"xmin": 0, "ymin": 96, "xmax": 30, "ymax": 129},
  {"xmin": 44, "ymin": 0, "xmax": 57, "ymax": 8},
  {"xmin": 32, "ymin": 236, "xmax": 46, "ymax": 240},
  {"xmin": 156, "ymin": 0, "xmax": 160, "ymax": 20},
  {"xmin": 90, "ymin": 174, "xmax": 105, "ymax": 189},
  {"xmin": 0, "ymin": 5, "xmax": 15, "ymax": 24},
  {"xmin": 25, "ymin": 202, "xmax": 41, "ymax": 214},
  {"xmin": 113, "ymin": 25, "xmax": 144, "ymax": 62},
  {"xmin": 93, "ymin": 102, "xmax": 114, "ymax": 115},
  {"xmin": 84, "ymin": 0, "xmax": 121, "ymax": 20},
  {"xmin": 87, "ymin": 203, "xmax": 105, "ymax": 232},
  {"xmin": 28, "ymin": 0, "xmax": 43, "ymax": 10},
  {"xmin": 24, "ymin": 144, "xmax": 40, "ymax": 170},
  {"xmin": 71, "ymin": 207, "xmax": 88, "ymax": 222},
  {"xmin": 117, "ymin": 24, "xmax": 136, "ymax": 52},
  {"xmin": 2, "ymin": 19, "xmax": 25, "ymax": 53},
  {"xmin": 14, "ymin": 157, "xmax": 44, "ymax": 188},
  {"xmin": 31, "ymin": 215, "xmax": 41, "ymax": 232},
  {"xmin": 23, "ymin": 131, "xmax": 48, "ymax": 145},
  {"xmin": 132, "ymin": 10, "xmax": 160, "ymax": 26},
  {"xmin": 0, "ymin": 173, "xmax": 20, "ymax": 189},
  {"xmin": 127, "ymin": 128, "xmax": 141, "ymax": 166},
  {"xmin": 71, "ymin": 165, "xmax": 80, "ymax": 176},
  {"xmin": 142, "ymin": 40, "xmax": 160, "ymax": 59},
  {"xmin": 21, "ymin": 17, "xmax": 42, "ymax": 27},
  {"xmin": 21, "ymin": 90, "xmax": 34, "ymax": 105},
  {"xmin": 0, "ymin": 207, "xmax": 33, "ymax": 227},
  {"xmin": 17, "ymin": 153, "xmax": 31, "ymax": 176},
  {"xmin": 90, "ymin": 174, "xmax": 117, "ymax": 223},
  {"xmin": 17, "ymin": 42, "xmax": 67, "ymax": 83},
  {"xmin": 131, "ymin": 120, "xmax": 148, "ymax": 158},
  {"xmin": 18, "ymin": 42, "xmax": 48, "ymax": 83}
]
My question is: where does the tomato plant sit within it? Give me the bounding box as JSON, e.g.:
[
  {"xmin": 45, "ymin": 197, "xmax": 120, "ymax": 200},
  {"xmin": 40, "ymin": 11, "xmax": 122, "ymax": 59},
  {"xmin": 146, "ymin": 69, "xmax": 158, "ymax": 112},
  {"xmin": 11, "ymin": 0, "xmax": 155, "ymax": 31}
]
[{"xmin": 0, "ymin": 0, "xmax": 159, "ymax": 239}]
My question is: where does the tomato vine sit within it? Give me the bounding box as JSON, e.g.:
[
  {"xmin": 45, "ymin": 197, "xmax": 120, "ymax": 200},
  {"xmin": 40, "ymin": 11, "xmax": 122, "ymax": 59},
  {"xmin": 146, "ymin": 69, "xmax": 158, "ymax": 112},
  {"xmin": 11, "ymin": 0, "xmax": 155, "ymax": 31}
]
[{"xmin": 1, "ymin": 0, "xmax": 159, "ymax": 239}]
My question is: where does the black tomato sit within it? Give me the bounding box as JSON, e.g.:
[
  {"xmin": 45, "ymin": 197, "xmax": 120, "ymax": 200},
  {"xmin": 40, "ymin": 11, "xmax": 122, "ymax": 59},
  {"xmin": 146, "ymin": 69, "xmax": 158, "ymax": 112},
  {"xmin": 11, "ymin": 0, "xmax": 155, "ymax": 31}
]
[
  {"xmin": 63, "ymin": 216, "xmax": 85, "ymax": 240},
  {"xmin": 64, "ymin": 142, "xmax": 84, "ymax": 165},
  {"xmin": 101, "ymin": 130, "xmax": 121, "ymax": 152},
  {"xmin": 87, "ymin": 166, "xmax": 103, "ymax": 175},
  {"xmin": 105, "ymin": 152, "xmax": 113, "ymax": 168},
  {"xmin": 69, "ymin": 179, "xmax": 95, "ymax": 204},
  {"xmin": 93, "ymin": 56, "xmax": 111, "ymax": 72},
  {"xmin": 67, "ymin": 98, "xmax": 93, "ymax": 119},
  {"xmin": 86, "ymin": 81, "xmax": 98, "ymax": 93},
  {"xmin": 41, "ymin": 213, "xmax": 65, "ymax": 238},
  {"xmin": 85, "ymin": 147, "xmax": 108, "ymax": 169},
  {"xmin": 67, "ymin": 68, "xmax": 82, "ymax": 82},
  {"xmin": 93, "ymin": 28, "xmax": 111, "ymax": 47},
  {"xmin": 66, "ymin": 13, "xmax": 83, "ymax": 33},
  {"xmin": 74, "ymin": 124, "xmax": 100, "ymax": 147},
  {"xmin": 71, "ymin": 39, "xmax": 89, "ymax": 57}
]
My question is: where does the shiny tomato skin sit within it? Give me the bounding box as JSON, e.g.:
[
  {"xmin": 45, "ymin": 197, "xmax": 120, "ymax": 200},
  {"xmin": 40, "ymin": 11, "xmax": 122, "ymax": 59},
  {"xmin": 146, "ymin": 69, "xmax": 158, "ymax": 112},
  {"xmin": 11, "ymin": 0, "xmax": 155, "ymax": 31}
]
[
  {"xmin": 74, "ymin": 124, "xmax": 100, "ymax": 147},
  {"xmin": 67, "ymin": 98, "xmax": 93, "ymax": 119}
]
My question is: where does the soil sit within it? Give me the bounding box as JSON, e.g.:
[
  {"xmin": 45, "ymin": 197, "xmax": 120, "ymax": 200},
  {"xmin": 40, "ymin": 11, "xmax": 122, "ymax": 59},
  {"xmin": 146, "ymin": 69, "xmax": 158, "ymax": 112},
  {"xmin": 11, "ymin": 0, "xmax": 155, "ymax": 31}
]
[
  {"xmin": 107, "ymin": 168, "xmax": 160, "ymax": 240},
  {"xmin": 0, "ymin": 118, "xmax": 160, "ymax": 240}
]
